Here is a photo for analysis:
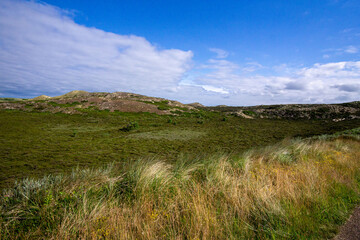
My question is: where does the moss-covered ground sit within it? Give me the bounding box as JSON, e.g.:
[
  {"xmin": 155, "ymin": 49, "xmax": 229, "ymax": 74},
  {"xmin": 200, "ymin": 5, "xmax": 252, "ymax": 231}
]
[{"xmin": 0, "ymin": 109, "xmax": 359, "ymax": 189}]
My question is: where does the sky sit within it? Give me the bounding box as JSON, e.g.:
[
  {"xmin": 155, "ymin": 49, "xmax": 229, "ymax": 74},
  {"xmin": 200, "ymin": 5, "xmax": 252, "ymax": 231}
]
[{"xmin": 0, "ymin": 0, "xmax": 360, "ymax": 106}]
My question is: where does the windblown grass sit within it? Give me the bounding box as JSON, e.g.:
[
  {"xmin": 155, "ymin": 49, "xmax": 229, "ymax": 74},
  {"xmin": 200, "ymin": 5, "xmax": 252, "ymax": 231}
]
[{"xmin": 1, "ymin": 136, "xmax": 360, "ymax": 239}]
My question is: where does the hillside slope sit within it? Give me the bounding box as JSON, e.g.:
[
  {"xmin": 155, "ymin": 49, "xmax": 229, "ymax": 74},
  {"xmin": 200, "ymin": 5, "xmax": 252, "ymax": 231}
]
[
  {"xmin": 207, "ymin": 102, "xmax": 360, "ymax": 120},
  {"xmin": 0, "ymin": 91, "xmax": 196, "ymax": 115},
  {"xmin": 1, "ymin": 91, "xmax": 359, "ymax": 120}
]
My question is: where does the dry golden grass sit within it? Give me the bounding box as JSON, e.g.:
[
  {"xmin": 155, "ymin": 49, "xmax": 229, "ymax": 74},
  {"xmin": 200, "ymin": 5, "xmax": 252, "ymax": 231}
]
[{"xmin": 1, "ymin": 137, "xmax": 360, "ymax": 239}]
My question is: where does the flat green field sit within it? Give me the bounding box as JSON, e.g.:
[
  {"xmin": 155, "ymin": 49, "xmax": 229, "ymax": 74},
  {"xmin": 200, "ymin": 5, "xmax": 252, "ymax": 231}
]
[{"xmin": 1, "ymin": 109, "xmax": 359, "ymax": 189}]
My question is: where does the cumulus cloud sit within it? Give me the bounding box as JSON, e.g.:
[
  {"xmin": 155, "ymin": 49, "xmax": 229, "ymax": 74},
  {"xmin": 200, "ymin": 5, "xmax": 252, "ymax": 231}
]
[
  {"xmin": 186, "ymin": 59, "xmax": 360, "ymax": 105},
  {"xmin": 0, "ymin": 0, "xmax": 193, "ymax": 97},
  {"xmin": 332, "ymin": 84, "xmax": 360, "ymax": 92},
  {"xmin": 285, "ymin": 81, "xmax": 306, "ymax": 90},
  {"xmin": 298, "ymin": 61, "xmax": 360, "ymax": 78}
]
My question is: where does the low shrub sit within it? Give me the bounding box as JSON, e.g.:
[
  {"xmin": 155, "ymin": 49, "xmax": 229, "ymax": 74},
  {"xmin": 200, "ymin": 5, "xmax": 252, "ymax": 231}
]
[{"xmin": 119, "ymin": 122, "xmax": 139, "ymax": 132}]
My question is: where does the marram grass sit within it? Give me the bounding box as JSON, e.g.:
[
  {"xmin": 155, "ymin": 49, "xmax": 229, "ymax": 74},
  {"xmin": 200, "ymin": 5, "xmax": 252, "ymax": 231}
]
[{"xmin": 1, "ymin": 137, "xmax": 359, "ymax": 239}]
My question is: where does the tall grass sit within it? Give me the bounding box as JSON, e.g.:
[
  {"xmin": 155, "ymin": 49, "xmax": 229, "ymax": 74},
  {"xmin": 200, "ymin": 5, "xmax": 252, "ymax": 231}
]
[{"xmin": 1, "ymin": 136, "xmax": 359, "ymax": 239}]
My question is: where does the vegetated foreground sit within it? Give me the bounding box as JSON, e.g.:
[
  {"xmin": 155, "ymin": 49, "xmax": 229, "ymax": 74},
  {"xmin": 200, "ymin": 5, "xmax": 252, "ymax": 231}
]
[{"xmin": 1, "ymin": 130, "xmax": 359, "ymax": 239}]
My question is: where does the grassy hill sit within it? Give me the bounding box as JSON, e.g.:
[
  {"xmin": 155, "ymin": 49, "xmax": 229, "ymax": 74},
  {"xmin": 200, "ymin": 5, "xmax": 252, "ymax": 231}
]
[
  {"xmin": 0, "ymin": 91, "xmax": 195, "ymax": 115},
  {"xmin": 1, "ymin": 91, "xmax": 359, "ymax": 120}
]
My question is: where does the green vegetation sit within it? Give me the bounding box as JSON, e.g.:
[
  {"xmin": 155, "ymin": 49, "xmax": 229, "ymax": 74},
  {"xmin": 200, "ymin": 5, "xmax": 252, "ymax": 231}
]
[
  {"xmin": 0, "ymin": 98, "xmax": 24, "ymax": 103},
  {"xmin": 48, "ymin": 101, "xmax": 80, "ymax": 107},
  {"xmin": 140, "ymin": 100, "xmax": 171, "ymax": 110},
  {"xmin": 339, "ymin": 127, "xmax": 360, "ymax": 135},
  {"xmin": 25, "ymin": 104, "xmax": 34, "ymax": 108},
  {"xmin": 206, "ymin": 102, "xmax": 360, "ymax": 120},
  {"xmin": 1, "ymin": 93, "xmax": 359, "ymax": 238},
  {"xmin": 139, "ymin": 100, "xmax": 189, "ymax": 111},
  {"xmin": 314, "ymin": 127, "xmax": 360, "ymax": 140},
  {"xmin": 119, "ymin": 121, "xmax": 139, "ymax": 132},
  {"xmin": 128, "ymin": 129, "xmax": 206, "ymax": 140},
  {"xmin": 243, "ymin": 110, "xmax": 256, "ymax": 116},
  {"xmin": 1, "ymin": 132, "xmax": 359, "ymax": 239},
  {"xmin": 0, "ymin": 109, "xmax": 359, "ymax": 190}
]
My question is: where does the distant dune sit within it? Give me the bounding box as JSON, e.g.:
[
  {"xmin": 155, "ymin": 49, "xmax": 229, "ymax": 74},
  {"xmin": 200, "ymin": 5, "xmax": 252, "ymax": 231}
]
[{"xmin": 0, "ymin": 90, "xmax": 359, "ymax": 120}]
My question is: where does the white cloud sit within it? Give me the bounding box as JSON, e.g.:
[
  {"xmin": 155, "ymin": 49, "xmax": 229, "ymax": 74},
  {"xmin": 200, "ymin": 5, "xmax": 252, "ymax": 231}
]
[
  {"xmin": 209, "ymin": 48, "xmax": 229, "ymax": 59},
  {"xmin": 298, "ymin": 61, "xmax": 360, "ymax": 78},
  {"xmin": 242, "ymin": 62, "xmax": 264, "ymax": 72},
  {"xmin": 344, "ymin": 45, "xmax": 358, "ymax": 54},
  {"xmin": 201, "ymin": 85, "xmax": 229, "ymax": 94},
  {"xmin": 185, "ymin": 59, "xmax": 360, "ymax": 105},
  {"xmin": 0, "ymin": 0, "xmax": 193, "ymax": 97},
  {"xmin": 322, "ymin": 45, "xmax": 359, "ymax": 57},
  {"xmin": 178, "ymin": 74, "xmax": 229, "ymax": 95}
]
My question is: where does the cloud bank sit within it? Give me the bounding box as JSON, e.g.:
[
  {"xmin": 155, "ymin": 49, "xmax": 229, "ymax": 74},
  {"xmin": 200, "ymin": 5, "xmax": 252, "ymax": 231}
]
[
  {"xmin": 187, "ymin": 58, "xmax": 360, "ymax": 105},
  {"xmin": 0, "ymin": 0, "xmax": 193, "ymax": 97}
]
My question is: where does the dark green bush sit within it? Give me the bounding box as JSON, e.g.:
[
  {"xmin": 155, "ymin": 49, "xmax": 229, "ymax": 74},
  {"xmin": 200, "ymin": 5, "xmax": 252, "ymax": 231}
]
[
  {"xmin": 119, "ymin": 122, "xmax": 139, "ymax": 132},
  {"xmin": 157, "ymin": 106, "xmax": 170, "ymax": 110}
]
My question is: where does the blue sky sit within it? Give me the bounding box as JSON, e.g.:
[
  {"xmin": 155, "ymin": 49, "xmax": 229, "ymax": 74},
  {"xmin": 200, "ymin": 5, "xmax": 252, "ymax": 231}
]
[{"xmin": 0, "ymin": 0, "xmax": 359, "ymax": 105}]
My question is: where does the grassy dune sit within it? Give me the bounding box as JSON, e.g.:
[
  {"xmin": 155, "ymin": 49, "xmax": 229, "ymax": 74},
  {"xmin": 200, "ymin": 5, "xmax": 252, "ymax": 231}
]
[{"xmin": 1, "ymin": 131, "xmax": 359, "ymax": 239}]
